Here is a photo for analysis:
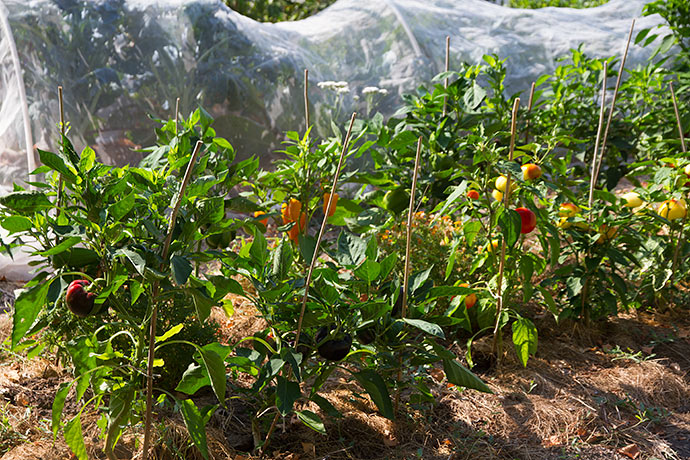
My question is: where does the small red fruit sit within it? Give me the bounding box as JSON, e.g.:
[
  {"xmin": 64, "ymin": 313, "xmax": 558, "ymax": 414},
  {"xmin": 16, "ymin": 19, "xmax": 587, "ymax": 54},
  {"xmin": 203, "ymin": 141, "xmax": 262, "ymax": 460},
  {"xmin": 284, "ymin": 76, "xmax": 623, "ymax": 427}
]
[
  {"xmin": 467, "ymin": 190, "xmax": 480, "ymax": 200},
  {"xmin": 65, "ymin": 280, "xmax": 95, "ymax": 318},
  {"xmin": 516, "ymin": 207, "xmax": 537, "ymax": 234}
]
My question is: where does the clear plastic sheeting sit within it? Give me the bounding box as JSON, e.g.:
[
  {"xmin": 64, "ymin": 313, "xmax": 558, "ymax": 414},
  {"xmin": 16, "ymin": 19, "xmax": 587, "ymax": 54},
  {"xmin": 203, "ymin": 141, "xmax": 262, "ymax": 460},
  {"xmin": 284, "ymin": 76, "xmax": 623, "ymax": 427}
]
[{"xmin": 0, "ymin": 0, "xmax": 668, "ymax": 279}]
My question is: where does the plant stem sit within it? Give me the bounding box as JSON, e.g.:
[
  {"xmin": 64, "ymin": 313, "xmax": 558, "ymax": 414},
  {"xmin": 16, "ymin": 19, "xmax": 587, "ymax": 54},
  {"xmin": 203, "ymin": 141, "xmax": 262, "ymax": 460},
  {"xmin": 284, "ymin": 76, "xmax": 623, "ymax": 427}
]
[
  {"xmin": 491, "ymin": 97, "xmax": 520, "ymax": 360},
  {"xmin": 141, "ymin": 140, "xmax": 204, "ymax": 460}
]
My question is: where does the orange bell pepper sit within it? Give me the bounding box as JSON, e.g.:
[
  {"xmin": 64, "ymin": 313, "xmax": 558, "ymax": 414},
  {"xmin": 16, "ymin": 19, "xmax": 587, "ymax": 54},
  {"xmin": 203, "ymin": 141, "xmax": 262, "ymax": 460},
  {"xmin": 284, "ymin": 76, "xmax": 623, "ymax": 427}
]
[{"xmin": 323, "ymin": 192, "xmax": 339, "ymax": 217}]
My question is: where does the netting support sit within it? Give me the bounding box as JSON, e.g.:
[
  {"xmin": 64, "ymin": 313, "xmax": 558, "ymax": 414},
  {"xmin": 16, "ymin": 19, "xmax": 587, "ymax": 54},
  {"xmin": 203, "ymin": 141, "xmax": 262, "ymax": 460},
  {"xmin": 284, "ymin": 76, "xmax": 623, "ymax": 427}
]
[{"xmin": 0, "ymin": 1, "xmax": 36, "ymax": 188}]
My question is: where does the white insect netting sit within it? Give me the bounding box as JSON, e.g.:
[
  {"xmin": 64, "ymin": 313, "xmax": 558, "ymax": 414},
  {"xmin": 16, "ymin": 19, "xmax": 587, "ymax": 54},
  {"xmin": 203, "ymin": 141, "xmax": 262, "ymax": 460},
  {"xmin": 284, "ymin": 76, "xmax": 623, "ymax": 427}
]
[{"xmin": 0, "ymin": 0, "xmax": 668, "ymax": 279}]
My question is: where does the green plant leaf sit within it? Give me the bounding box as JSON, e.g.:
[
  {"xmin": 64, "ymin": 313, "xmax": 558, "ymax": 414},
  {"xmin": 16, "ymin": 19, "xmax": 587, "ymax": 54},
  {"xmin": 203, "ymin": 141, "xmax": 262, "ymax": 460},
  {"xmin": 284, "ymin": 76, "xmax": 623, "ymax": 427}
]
[
  {"xmin": 512, "ymin": 317, "xmax": 538, "ymax": 367},
  {"xmin": 38, "ymin": 149, "xmax": 78, "ymax": 183},
  {"xmin": 335, "ymin": 231, "xmax": 368, "ymax": 266},
  {"xmin": 536, "ymin": 286, "xmax": 559, "ymax": 320},
  {"xmin": 199, "ymin": 347, "xmax": 226, "ymax": 406},
  {"xmin": 52, "ymin": 381, "xmax": 72, "ymax": 439},
  {"xmin": 428, "ymin": 285, "xmax": 473, "ymax": 299},
  {"xmin": 498, "ymin": 209, "xmax": 522, "ymax": 248},
  {"xmin": 310, "ymin": 394, "xmax": 341, "ymax": 419},
  {"xmin": 296, "ymin": 410, "xmax": 326, "ymax": 434},
  {"xmin": 352, "ymin": 369, "xmax": 394, "ymax": 420},
  {"xmin": 410, "ymin": 267, "xmax": 432, "ymax": 294},
  {"xmin": 196, "ymin": 197, "xmax": 225, "ymax": 226},
  {"xmin": 171, "ymin": 255, "xmax": 193, "ymax": 285},
  {"xmin": 401, "ymin": 318, "xmax": 445, "ymax": 339},
  {"xmin": 116, "ymin": 248, "xmax": 146, "ymax": 276},
  {"xmin": 464, "ymin": 220, "xmax": 482, "ymax": 246},
  {"xmin": 38, "ymin": 236, "xmax": 82, "ymax": 256},
  {"xmin": 0, "ymin": 216, "xmax": 33, "ymax": 233},
  {"xmin": 12, "ymin": 278, "xmax": 52, "ymax": 350},
  {"xmin": 299, "ymin": 234, "xmax": 318, "ymax": 264},
  {"xmin": 250, "ymin": 226, "xmax": 268, "ymax": 266},
  {"xmin": 271, "ymin": 239, "xmax": 293, "ymax": 281},
  {"xmin": 0, "ymin": 191, "xmax": 53, "ymax": 214},
  {"xmin": 354, "ymin": 259, "xmax": 381, "ymax": 283},
  {"xmin": 442, "ymin": 359, "xmax": 492, "ymax": 393},
  {"xmin": 107, "ymin": 191, "xmax": 135, "ymax": 222},
  {"xmin": 179, "ymin": 399, "xmax": 217, "ymax": 460},
  {"xmin": 190, "ymin": 286, "xmax": 214, "ymax": 321},
  {"xmin": 79, "ymin": 146, "xmax": 96, "ymax": 172},
  {"xmin": 105, "ymin": 385, "xmax": 134, "ymax": 456},
  {"xmin": 176, "ymin": 363, "xmax": 210, "ymax": 395},
  {"xmin": 66, "ymin": 337, "xmax": 100, "ymax": 400},
  {"xmin": 379, "ymin": 253, "xmax": 397, "ymax": 280},
  {"xmin": 280, "ymin": 347, "xmax": 303, "ymax": 382},
  {"xmin": 64, "ymin": 414, "xmax": 87, "ymax": 460},
  {"xmin": 156, "ymin": 324, "xmax": 184, "ymax": 343},
  {"xmin": 276, "ymin": 376, "xmax": 301, "ymax": 416}
]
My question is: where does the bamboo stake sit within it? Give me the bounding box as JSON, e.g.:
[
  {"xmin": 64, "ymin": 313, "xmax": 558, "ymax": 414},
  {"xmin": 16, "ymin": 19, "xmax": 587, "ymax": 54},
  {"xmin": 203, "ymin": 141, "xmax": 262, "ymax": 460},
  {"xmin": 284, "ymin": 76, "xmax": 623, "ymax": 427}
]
[
  {"xmin": 141, "ymin": 140, "xmax": 204, "ymax": 460},
  {"xmin": 442, "ymin": 36, "xmax": 450, "ymax": 118},
  {"xmin": 260, "ymin": 113, "xmax": 356, "ymax": 456},
  {"xmin": 523, "ymin": 82, "xmax": 536, "ymax": 144},
  {"xmin": 174, "ymin": 97, "xmax": 180, "ymax": 136},
  {"xmin": 56, "ymin": 86, "xmax": 65, "ymax": 209},
  {"xmin": 671, "ymin": 82, "xmax": 687, "ymax": 275},
  {"xmin": 580, "ymin": 61, "xmax": 609, "ymax": 326},
  {"xmin": 587, "ymin": 60, "xmax": 609, "ymax": 214},
  {"xmin": 294, "ymin": 112, "xmax": 356, "ymax": 347},
  {"xmin": 671, "ymin": 82, "xmax": 687, "ymax": 154},
  {"xmin": 593, "ymin": 19, "xmax": 635, "ymax": 183},
  {"xmin": 491, "ymin": 98, "xmax": 520, "ymax": 359},
  {"xmin": 401, "ymin": 136, "xmax": 423, "ymax": 321},
  {"xmin": 394, "ymin": 136, "xmax": 423, "ymax": 414},
  {"xmin": 304, "ymin": 69, "xmax": 310, "ymax": 130}
]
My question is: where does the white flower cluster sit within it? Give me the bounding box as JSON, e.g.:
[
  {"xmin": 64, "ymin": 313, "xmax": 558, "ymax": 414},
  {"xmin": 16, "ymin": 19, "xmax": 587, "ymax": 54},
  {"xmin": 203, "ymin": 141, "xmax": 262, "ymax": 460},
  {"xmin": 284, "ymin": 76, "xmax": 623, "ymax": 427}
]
[
  {"xmin": 362, "ymin": 86, "xmax": 389, "ymax": 96},
  {"xmin": 317, "ymin": 81, "xmax": 350, "ymax": 94}
]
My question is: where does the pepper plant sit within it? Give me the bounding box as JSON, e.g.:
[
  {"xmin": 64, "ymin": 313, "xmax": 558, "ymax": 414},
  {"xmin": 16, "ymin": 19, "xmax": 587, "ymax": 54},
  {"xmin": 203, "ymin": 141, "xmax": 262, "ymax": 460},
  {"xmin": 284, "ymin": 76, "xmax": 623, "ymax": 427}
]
[{"xmin": 0, "ymin": 108, "xmax": 256, "ymax": 459}]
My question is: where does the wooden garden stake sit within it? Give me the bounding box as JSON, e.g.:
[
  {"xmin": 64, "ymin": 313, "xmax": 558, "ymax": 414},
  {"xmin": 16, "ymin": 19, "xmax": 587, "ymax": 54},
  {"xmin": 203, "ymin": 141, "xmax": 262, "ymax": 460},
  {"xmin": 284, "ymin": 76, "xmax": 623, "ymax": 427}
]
[
  {"xmin": 587, "ymin": 60, "xmax": 608, "ymax": 214},
  {"xmin": 401, "ymin": 136, "xmax": 423, "ymax": 321},
  {"xmin": 442, "ymin": 36, "xmax": 450, "ymax": 118},
  {"xmin": 579, "ymin": 61, "xmax": 609, "ymax": 326},
  {"xmin": 304, "ymin": 69, "xmax": 311, "ymax": 130},
  {"xmin": 294, "ymin": 111, "xmax": 356, "ymax": 347},
  {"xmin": 491, "ymin": 98, "xmax": 520, "ymax": 359},
  {"xmin": 671, "ymin": 81, "xmax": 687, "ymax": 275},
  {"xmin": 394, "ymin": 136, "xmax": 423, "ymax": 414},
  {"xmin": 593, "ymin": 19, "xmax": 635, "ymax": 183},
  {"xmin": 56, "ymin": 86, "xmax": 66, "ymax": 209},
  {"xmin": 671, "ymin": 82, "xmax": 687, "ymax": 154},
  {"xmin": 523, "ymin": 82, "xmax": 536, "ymax": 144},
  {"xmin": 174, "ymin": 97, "xmax": 180, "ymax": 135},
  {"xmin": 141, "ymin": 140, "xmax": 204, "ymax": 460},
  {"xmin": 261, "ymin": 113, "xmax": 357, "ymax": 456}
]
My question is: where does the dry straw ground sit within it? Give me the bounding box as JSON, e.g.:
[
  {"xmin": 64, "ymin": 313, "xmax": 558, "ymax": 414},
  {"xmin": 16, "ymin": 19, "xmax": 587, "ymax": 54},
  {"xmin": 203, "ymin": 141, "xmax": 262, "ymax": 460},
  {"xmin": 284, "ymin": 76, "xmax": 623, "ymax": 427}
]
[{"xmin": 0, "ymin": 273, "xmax": 688, "ymax": 460}]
